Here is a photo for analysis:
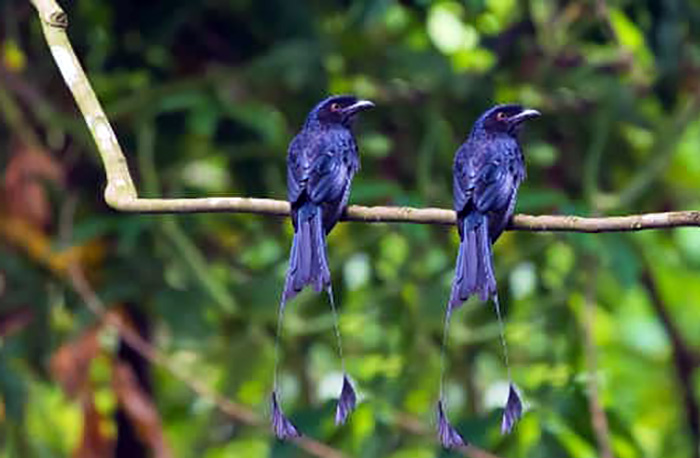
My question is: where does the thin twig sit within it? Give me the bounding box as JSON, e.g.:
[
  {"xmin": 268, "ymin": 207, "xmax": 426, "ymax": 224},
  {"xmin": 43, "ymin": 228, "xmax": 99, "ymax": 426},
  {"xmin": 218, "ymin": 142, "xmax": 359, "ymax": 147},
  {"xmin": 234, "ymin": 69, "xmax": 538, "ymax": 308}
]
[
  {"xmin": 56, "ymin": 197, "xmax": 700, "ymax": 232},
  {"xmin": 29, "ymin": 0, "xmax": 700, "ymax": 232},
  {"xmin": 59, "ymin": 198, "xmax": 343, "ymax": 458},
  {"xmin": 581, "ymin": 257, "xmax": 613, "ymax": 458},
  {"xmin": 29, "ymin": 0, "xmax": 138, "ymax": 206}
]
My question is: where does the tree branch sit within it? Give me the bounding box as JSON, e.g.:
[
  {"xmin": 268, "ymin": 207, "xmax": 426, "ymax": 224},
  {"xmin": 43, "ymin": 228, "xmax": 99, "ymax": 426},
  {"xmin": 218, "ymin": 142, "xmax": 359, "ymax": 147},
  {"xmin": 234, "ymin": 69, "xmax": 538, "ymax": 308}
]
[
  {"xmin": 29, "ymin": 0, "xmax": 700, "ymax": 233},
  {"xmin": 67, "ymin": 262, "xmax": 347, "ymax": 458},
  {"xmin": 641, "ymin": 267, "xmax": 700, "ymax": 458},
  {"xmin": 59, "ymin": 196, "xmax": 347, "ymax": 458},
  {"xmin": 61, "ymin": 195, "xmax": 499, "ymax": 458}
]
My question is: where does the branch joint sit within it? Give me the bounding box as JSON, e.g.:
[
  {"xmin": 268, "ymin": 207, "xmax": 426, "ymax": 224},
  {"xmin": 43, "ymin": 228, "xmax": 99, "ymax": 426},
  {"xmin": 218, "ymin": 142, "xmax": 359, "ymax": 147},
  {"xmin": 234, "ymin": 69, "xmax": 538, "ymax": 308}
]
[{"xmin": 48, "ymin": 11, "xmax": 68, "ymax": 28}]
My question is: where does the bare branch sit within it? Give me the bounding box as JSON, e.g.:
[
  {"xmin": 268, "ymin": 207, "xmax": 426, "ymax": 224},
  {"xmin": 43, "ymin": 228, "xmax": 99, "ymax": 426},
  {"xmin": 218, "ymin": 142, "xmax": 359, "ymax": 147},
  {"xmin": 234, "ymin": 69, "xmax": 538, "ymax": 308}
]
[
  {"xmin": 64, "ymin": 195, "xmax": 700, "ymax": 232},
  {"xmin": 29, "ymin": 0, "xmax": 700, "ymax": 233},
  {"xmin": 29, "ymin": 0, "xmax": 137, "ymax": 206}
]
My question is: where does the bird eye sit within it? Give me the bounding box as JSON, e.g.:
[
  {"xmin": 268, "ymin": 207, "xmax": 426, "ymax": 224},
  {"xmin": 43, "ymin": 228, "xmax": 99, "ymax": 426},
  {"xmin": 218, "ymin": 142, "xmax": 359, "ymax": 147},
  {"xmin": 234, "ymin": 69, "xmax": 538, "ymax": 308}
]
[
  {"xmin": 330, "ymin": 103, "xmax": 342, "ymax": 112},
  {"xmin": 496, "ymin": 111, "xmax": 507, "ymax": 121}
]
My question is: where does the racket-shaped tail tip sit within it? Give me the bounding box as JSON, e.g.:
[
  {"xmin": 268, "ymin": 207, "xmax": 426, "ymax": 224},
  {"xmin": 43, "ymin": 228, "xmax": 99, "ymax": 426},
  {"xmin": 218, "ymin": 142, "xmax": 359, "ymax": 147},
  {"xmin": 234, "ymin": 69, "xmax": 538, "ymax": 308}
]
[
  {"xmin": 501, "ymin": 383, "xmax": 523, "ymax": 435},
  {"xmin": 271, "ymin": 390, "xmax": 301, "ymax": 440},
  {"xmin": 335, "ymin": 375, "xmax": 357, "ymax": 426},
  {"xmin": 437, "ymin": 399, "xmax": 467, "ymax": 449}
]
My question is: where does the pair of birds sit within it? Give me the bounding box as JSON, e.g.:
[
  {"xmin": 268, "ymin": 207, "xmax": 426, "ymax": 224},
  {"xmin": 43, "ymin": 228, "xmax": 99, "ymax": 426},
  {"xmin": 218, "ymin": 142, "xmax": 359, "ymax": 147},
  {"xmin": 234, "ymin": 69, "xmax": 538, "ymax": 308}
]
[{"xmin": 271, "ymin": 95, "xmax": 540, "ymax": 448}]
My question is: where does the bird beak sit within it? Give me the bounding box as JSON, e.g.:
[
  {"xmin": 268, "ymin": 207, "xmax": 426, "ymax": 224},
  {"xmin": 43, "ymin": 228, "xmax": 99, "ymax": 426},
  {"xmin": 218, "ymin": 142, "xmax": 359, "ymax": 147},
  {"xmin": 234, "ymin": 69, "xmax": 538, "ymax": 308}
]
[
  {"xmin": 343, "ymin": 99, "xmax": 375, "ymax": 116},
  {"xmin": 510, "ymin": 108, "xmax": 541, "ymax": 124}
]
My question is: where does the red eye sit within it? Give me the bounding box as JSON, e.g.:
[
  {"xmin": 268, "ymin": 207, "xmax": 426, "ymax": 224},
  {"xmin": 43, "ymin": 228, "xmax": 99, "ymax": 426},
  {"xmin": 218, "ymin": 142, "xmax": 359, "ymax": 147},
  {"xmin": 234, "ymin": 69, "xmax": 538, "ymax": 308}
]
[
  {"xmin": 330, "ymin": 103, "xmax": 342, "ymax": 112},
  {"xmin": 496, "ymin": 111, "xmax": 507, "ymax": 121}
]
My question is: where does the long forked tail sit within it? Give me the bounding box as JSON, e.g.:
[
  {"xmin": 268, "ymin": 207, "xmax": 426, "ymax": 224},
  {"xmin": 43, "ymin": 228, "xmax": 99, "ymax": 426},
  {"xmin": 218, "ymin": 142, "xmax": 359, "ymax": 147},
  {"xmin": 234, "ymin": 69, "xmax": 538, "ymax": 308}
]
[
  {"xmin": 449, "ymin": 212, "xmax": 496, "ymax": 310},
  {"xmin": 441, "ymin": 213, "xmax": 524, "ymax": 440},
  {"xmin": 283, "ymin": 203, "xmax": 331, "ymax": 303},
  {"xmin": 272, "ymin": 202, "xmax": 357, "ymax": 438}
]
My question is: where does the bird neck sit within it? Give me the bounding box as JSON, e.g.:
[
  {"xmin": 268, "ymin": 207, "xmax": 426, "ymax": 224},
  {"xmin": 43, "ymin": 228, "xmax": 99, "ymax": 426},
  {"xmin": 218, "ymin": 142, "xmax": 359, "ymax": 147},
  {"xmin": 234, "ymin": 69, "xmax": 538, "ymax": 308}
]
[
  {"xmin": 304, "ymin": 119, "xmax": 350, "ymax": 132},
  {"xmin": 470, "ymin": 127, "xmax": 517, "ymax": 144}
]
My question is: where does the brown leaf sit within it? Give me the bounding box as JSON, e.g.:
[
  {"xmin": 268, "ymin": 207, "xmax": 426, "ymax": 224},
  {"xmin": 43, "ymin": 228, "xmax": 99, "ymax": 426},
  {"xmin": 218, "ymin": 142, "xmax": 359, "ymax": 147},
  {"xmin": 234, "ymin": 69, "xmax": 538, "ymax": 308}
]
[
  {"xmin": 50, "ymin": 326, "xmax": 101, "ymax": 398},
  {"xmin": 50, "ymin": 320, "xmax": 115, "ymax": 458},
  {"xmin": 3, "ymin": 143, "xmax": 64, "ymax": 229},
  {"xmin": 113, "ymin": 362, "xmax": 172, "ymax": 458}
]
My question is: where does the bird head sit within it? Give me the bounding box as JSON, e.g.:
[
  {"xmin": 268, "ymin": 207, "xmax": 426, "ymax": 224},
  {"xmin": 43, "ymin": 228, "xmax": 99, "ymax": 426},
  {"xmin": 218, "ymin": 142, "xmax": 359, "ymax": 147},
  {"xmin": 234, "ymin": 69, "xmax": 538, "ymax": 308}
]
[
  {"xmin": 476, "ymin": 104, "xmax": 540, "ymax": 137},
  {"xmin": 307, "ymin": 95, "xmax": 375, "ymax": 128}
]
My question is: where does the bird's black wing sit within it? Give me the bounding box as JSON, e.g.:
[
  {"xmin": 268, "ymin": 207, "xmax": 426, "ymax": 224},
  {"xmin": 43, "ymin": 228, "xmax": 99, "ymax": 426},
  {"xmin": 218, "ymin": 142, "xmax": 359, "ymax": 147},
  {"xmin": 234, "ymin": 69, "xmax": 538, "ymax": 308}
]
[
  {"xmin": 307, "ymin": 131, "xmax": 358, "ymax": 231},
  {"xmin": 308, "ymin": 136, "xmax": 356, "ymax": 201},
  {"xmin": 474, "ymin": 158, "xmax": 516, "ymax": 213},
  {"xmin": 454, "ymin": 139, "xmax": 523, "ymax": 237},
  {"xmin": 473, "ymin": 141, "xmax": 524, "ymax": 239},
  {"xmin": 287, "ymin": 132, "xmax": 312, "ymax": 207},
  {"xmin": 453, "ymin": 142, "xmax": 478, "ymax": 216},
  {"xmin": 287, "ymin": 129, "xmax": 358, "ymax": 232}
]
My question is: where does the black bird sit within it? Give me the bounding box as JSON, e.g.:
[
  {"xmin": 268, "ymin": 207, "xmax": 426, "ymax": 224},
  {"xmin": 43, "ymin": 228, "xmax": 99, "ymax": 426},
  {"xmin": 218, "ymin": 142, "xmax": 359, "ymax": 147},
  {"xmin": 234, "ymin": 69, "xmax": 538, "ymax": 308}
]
[
  {"xmin": 271, "ymin": 95, "xmax": 374, "ymax": 440},
  {"xmin": 437, "ymin": 104, "xmax": 540, "ymax": 448}
]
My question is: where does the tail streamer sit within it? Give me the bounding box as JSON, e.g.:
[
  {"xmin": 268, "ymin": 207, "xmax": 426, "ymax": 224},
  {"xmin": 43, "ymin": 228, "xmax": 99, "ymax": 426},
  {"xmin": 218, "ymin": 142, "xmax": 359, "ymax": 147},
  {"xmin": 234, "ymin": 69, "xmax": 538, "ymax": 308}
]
[
  {"xmin": 326, "ymin": 286, "xmax": 357, "ymax": 425},
  {"xmin": 436, "ymin": 294, "xmax": 523, "ymax": 446},
  {"xmin": 436, "ymin": 307, "xmax": 467, "ymax": 448},
  {"xmin": 271, "ymin": 207, "xmax": 357, "ymax": 439},
  {"xmin": 493, "ymin": 293, "xmax": 522, "ymax": 434},
  {"xmin": 271, "ymin": 295, "xmax": 301, "ymax": 439}
]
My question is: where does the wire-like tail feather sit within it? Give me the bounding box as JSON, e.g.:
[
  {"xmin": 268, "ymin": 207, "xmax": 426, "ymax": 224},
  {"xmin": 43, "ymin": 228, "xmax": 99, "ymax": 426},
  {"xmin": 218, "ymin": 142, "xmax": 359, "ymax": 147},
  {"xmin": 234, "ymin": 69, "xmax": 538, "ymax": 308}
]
[
  {"xmin": 440, "ymin": 212, "xmax": 523, "ymax": 441},
  {"xmin": 272, "ymin": 202, "xmax": 356, "ymax": 438}
]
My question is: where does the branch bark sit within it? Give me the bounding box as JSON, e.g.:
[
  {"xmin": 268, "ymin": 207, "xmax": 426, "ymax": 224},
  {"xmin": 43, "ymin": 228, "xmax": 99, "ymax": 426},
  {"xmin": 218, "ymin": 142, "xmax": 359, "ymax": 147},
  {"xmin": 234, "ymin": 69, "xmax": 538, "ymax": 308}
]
[{"xmin": 29, "ymin": 0, "xmax": 700, "ymax": 233}]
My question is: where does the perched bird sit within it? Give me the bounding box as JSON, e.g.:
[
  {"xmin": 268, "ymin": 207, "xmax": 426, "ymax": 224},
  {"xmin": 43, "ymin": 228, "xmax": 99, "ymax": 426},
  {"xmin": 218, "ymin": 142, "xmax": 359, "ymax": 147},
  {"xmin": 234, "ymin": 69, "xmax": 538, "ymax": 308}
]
[
  {"xmin": 437, "ymin": 104, "xmax": 540, "ymax": 448},
  {"xmin": 271, "ymin": 95, "xmax": 374, "ymax": 440}
]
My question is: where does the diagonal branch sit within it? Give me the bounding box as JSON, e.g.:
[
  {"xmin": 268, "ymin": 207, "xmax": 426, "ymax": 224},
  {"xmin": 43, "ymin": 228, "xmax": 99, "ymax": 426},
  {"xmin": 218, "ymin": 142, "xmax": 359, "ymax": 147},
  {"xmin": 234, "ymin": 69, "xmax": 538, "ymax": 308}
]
[
  {"xmin": 58, "ymin": 194, "xmax": 346, "ymax": 458},
  {"xmin": 69, "ymin": 256, "xmax": 504, "ymax": 458},
  {"xmin": 67, "ymin": 262, "xmax": 347, "ymax": 458},
  {"xmin": 61, "ymin": 196, "xmax": 500, "ymax": 458},
  {"xmin": 29, "ymin": 0, "xmax": 700, "ymax": 233},
  {"xmin": 641, "ymin": 267, "xmax": 700, "ymax": 458}
]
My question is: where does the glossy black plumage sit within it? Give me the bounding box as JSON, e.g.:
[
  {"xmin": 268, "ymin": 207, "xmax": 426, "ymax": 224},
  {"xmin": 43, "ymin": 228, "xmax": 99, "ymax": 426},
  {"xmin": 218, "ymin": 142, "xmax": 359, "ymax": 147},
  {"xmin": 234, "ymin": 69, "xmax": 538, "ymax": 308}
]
[
  {"xmin": 438, "ymin": 104, "xmax": 539, "ymax": 448},
  {"xmin": 272, "ymin": 95, "xmax": 373, "ymax": 439},
  {"xmin": 450, "ymin": 104, "xmax": 539, "ymax": 309},
  {"xmin": 283, "ymin": 95, "xmax": 369, "ymax": 301}
]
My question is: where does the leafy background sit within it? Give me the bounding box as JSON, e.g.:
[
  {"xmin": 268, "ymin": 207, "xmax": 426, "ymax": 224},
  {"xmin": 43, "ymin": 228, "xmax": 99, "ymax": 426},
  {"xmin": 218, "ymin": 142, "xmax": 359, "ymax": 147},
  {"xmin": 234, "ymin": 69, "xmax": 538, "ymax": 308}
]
[{"xmin": 1, "ymin": 0, "xmax": 700, "ymax": 457}]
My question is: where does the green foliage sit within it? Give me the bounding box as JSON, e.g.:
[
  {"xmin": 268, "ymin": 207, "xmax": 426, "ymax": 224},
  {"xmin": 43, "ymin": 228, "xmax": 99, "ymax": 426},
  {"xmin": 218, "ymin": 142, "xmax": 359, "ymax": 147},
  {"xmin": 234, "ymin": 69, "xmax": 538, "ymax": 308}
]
[{"xmin": 2, "ymin": 0, "xmax": 700, "ymax": 457}]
